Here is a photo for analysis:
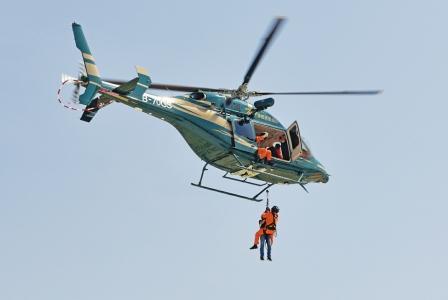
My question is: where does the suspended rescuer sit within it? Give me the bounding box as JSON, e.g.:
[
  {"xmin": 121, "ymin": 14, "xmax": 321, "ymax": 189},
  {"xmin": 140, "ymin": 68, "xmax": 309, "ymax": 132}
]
[
  {"xmin": 250, "ymin": 206, "xmax": 280, "ymax": 261},
  {"xmin": 250, "ymin": 206, "xmax": 271, "ymax": 249}
]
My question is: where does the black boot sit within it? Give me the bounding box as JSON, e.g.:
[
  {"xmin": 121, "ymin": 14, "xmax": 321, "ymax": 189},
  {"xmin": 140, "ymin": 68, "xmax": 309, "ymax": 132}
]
[
  {"xmin": 250, "ymin": 245, "xmax": 258, "ymax": 250},
  {"xmin": 260, "ymin": 257, "xmax": 264, "ymax": 260},
  {"xmin": 267, "ymin": 256, "xmax": 272, "ymax": 261}
]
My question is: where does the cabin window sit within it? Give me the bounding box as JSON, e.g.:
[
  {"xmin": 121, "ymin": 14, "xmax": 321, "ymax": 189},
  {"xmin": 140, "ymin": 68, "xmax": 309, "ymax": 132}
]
[{"xmin": 234, "ymin": 120, "xmax": 255, "ymax": 141}]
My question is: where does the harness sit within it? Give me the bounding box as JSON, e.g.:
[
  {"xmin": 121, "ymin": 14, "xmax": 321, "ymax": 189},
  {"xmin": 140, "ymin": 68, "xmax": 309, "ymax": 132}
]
[
  {"xmin": 265, "ymin": 213, "xmax": 277, "ymax": 231},
  {"xmin": 258, "ymin": 190, "xmax": 270, "ymax": 228},
  {"xmin": 260, "ymin": 189, "xmax": 277, "ymax": 235}
]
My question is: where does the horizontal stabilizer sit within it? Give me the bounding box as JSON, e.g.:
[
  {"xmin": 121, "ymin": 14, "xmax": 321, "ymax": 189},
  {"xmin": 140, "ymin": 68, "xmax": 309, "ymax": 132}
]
[
  {"xmin": 129, "ymin": 66, "xmax": 151, "ymax": 99},
  {"xmin": 111, "ymin": 66, "xmax": 151, "ymax": 99},
  {"xmin": 112, "ymin": 77, "xmax": 139, "ymax": 95}
]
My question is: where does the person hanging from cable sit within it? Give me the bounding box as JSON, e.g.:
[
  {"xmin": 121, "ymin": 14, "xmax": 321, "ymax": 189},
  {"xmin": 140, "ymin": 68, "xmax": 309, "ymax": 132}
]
[
  {"xmin": 249, "ymin": 190, "xmax": 280, "ymax": 261},
  {"xmin": 255, "ymin": 132, "xmax": 273, "ymax": 165},
  {"xmin": 259, "ymin": 205, "xmax": 279, "ymax": 261},
  {"xmin": 250, "ymin": 206, "xmax": 271, "ymax": 250}
]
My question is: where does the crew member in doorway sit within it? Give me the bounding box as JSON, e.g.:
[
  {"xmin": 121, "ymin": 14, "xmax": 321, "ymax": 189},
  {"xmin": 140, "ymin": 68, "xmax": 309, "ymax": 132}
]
[
  {"xmin": 279, "ymin": 134, "xmax": 289, "ymax": 160},
  {"xmin": 255, "ymin": 132, "xmax": 272, "ymax": 164},
  {"xmin": 272, "ymin": 142, "xmax": 283, "ymax": 159}
]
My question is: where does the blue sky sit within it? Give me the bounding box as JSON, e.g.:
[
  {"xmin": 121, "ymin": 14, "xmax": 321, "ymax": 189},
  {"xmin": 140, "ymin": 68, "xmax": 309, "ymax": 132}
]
[{"xmin": 0, "ymin": 0, "xmax": 447, "ymax": 299}]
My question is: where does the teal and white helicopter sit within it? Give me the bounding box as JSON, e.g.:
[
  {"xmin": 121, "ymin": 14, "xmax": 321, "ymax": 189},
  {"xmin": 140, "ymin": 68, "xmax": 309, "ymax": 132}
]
[{"xmin": 60, "ymin": 18, "xmax": 381, "ymax": 201}]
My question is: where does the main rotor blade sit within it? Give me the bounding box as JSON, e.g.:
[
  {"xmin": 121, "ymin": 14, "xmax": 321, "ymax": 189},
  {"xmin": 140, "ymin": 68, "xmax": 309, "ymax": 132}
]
[
  {"xmin": 242, "ymin": 17, "xmax": 286, "ymax": 86},
  {"xmin": 150, "ymin": 83, "xmax": 232, "ymax": 93},
  {"xmin": 104, "ymin": 79, "xmax": 231, "ymax": 93},
  {"xmin": 251, "ymin": 90, "xmax": 383, "ymax": 96}
]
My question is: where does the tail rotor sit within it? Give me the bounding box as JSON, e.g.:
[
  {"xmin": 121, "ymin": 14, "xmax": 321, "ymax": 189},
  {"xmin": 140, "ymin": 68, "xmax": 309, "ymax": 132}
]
[{"xmin": 71, "ymin": 62, "xmax": 87, "ymax": 104}]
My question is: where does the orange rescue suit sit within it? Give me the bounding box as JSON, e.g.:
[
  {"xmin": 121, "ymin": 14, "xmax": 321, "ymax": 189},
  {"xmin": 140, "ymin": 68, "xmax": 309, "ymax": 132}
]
[
  {"xmin": 256, "ymin": 136, "xmax": 272, "ymax": 161},
  {"xmin": 263, "ymin": 211, "xmax": 278, "ymax": 235},
  {"xmin": 253, "ymin": 211, "xmax": 269, "ymax": 246}
]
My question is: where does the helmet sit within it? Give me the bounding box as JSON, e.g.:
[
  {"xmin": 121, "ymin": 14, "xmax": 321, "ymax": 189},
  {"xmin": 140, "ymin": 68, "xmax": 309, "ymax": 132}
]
[{"xmin": 271, "ymin": 206, "xmax": 280, "ymax": 213}]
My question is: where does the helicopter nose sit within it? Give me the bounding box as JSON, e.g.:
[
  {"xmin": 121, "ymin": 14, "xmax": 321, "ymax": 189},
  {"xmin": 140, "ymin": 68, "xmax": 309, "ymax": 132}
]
[
  {"xmin": 321, "ymin": 172, "xmax": 329, "ymax": 183},
  {"xmin": 307, "ymin": 169, "xmax": 329, "ymax": 183},
  {"xmin": 314, "ymin": 165, "xmax": 329, "ymax": 183}
]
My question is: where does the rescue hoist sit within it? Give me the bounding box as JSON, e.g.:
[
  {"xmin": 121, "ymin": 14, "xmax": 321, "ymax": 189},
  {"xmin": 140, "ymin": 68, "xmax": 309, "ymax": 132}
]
[{"xmin": 266, "ymin": 190, "xmax": 270, "ymax": 209}]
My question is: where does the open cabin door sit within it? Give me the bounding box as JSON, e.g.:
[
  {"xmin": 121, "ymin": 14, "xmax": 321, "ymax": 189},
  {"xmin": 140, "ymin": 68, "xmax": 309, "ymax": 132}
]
[
  {"xmin": 231, "ymin": 119, "xmax": 258, "ymax": 153},
  {"xmin": 287, "ymin": 121, "xmax": 303, "ymax": 160}
]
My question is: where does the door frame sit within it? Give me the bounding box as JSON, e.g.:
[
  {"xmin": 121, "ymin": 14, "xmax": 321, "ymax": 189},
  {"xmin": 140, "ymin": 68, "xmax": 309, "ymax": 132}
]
[{"xmin": 287, "ymin": 121, "xmax": 303, "ymax": 161}]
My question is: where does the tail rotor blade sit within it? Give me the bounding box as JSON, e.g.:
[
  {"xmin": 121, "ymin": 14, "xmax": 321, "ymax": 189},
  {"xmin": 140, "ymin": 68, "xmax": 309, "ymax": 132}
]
[
  {"xmin": 71, "ymin": 83, "xmax": 81, "ymax": 104},
  {"xmin": 61, "ymin": 73, "xmax": 76, "ymax": 83}
]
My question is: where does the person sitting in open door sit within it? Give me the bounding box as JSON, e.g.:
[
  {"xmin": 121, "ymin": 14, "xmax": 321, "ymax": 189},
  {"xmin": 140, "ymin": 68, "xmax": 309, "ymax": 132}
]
[
  {"xmin": 272, "ymin": 142, "xmax": 283, "ymax": 159},
  {"xmin": 279, "ymin": 134, "xmax": 289, "ymax": 160},
  {"xmin": 255, "ymin": 132, "xmax": 273, "ymax": 165}
]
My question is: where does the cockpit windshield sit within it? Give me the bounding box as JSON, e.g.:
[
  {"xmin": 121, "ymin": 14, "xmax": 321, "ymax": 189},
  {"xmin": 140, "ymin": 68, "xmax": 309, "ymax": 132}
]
[{"xmin": 301, "ymin": 139, "xmax": 313, "ymax": 159}]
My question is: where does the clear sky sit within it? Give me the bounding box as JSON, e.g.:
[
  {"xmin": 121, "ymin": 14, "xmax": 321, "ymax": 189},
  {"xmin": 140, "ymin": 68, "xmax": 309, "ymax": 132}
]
[{"xmin": 1, "ymin": 0, "xmax": 447, "ymax": 299}]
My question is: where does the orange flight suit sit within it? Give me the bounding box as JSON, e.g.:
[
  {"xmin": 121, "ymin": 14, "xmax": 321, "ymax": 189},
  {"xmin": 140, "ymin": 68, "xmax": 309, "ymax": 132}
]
[
  {"xmin": 264, "ymin": 212, "xmax": 278, "ymax": 245},
  {"xmin": 256, "ymin": 135, "xmax": 272, "ymax": 161},
  {"xmin": 264, "ymin": 212, "xmax": 278, "ymax": 235},
  {"xmin": 253, "ymin": 211, "xmax": 269, "ymax": 246}
]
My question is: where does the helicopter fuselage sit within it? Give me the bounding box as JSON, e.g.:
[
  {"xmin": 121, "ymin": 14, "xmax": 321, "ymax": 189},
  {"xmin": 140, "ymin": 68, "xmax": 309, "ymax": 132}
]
[{"xmin": 99, "ymin": 81, "xmax": 329, "ymax": 186}]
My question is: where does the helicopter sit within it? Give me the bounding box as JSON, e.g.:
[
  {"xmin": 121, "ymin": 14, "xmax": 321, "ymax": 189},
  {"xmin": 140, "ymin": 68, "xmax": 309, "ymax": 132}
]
[{"xmin": 60, "ymin": 18, "xmax": 381, "ymax": 201}]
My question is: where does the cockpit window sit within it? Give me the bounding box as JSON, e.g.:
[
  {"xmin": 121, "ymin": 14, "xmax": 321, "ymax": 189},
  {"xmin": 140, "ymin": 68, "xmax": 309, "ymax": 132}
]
[
  {"xmin": 190, "ymin": 92, "xmax": 206, "ymax": 100},
  {"xmin": 301, "ymin": 140, "xmax": 313, "ymax": 159}
]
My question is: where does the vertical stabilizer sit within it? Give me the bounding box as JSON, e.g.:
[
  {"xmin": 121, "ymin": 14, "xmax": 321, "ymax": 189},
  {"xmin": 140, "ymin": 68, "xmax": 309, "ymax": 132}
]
[{"xmin": 72, "ymin": 22, "xmax": 102, "ymax": 105}]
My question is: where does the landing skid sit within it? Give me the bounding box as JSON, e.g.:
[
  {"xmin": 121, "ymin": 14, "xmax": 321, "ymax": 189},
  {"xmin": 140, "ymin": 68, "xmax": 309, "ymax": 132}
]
[{"xmin": 191, "ymin": 162, "xmax": 274, "ymax": 202}]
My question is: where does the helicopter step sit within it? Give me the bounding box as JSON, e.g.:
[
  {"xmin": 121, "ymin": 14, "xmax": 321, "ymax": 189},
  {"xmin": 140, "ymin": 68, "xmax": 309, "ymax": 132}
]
[
  {"xmin": 229, "ymin": 151, "xmax": 310, "ymax": 193},
  {"xmin": 235, "ymin": 164, "xmax": 309, "ymax": 193},
  {"xmin": 222, "ymin": 172, "xmax": 267, "ymax": 187},
  {"xmin": 230, "ymin": 165, "xmax": 267, "ymax": 179}
]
